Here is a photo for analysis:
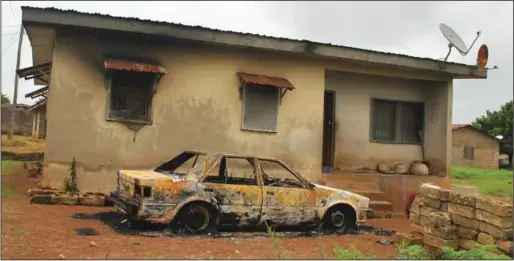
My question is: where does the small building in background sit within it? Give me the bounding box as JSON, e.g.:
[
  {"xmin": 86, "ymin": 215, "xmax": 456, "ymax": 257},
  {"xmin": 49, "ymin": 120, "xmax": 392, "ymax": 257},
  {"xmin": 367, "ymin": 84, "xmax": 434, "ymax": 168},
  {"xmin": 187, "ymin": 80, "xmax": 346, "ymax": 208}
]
[
  {"xmin": 24, "ymin": 86, "xmax": 49, "ymax": 140},
  {"xmin": 29, "ymin": 99, "xmax": 47, "ymax": 139},
  {"xmin": 451, "ymin": 124, "xmax": 500, "ymax": 170},
  {"xmin": 1, "ymin": 103, "xmax": 33, "ymax": 136}
]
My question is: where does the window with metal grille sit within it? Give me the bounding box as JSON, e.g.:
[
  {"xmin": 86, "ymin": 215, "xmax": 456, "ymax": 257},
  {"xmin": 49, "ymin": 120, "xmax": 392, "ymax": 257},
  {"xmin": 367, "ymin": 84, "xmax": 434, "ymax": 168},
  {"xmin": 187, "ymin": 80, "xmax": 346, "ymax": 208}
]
[
  {"xmin": 242, "ymin": 84, "xmax": 280, "ymax": 132},
  {"xmin": 371, "ymin": 99, "xmax": 424, "ymax": 143},
  {"xmin": 463, "ymin": 146, "xmax": 475, "ymax": 160},
  {"xmin": 106, "ymin": 70, "xmax": 155, "ymax": 124}
]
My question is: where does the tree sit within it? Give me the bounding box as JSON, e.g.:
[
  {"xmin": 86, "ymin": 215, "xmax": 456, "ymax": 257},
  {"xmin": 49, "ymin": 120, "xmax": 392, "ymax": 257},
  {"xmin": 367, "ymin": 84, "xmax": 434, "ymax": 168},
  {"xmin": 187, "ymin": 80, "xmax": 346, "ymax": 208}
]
[
  {"xmin": 472, "ymin": 100, "xmax": 513, "ymax": 162},
  {"xmin": 1, "ymin": 93, "xmax": 10, "ymax": 105}
]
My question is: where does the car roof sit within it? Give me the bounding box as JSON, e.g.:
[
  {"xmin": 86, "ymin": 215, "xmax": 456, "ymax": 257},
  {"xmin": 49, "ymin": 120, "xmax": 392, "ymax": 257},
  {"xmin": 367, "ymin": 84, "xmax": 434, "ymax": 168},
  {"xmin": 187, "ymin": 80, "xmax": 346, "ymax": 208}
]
[{"xmin": 183, "ymin": 149, "xmax": 284, "ymax": 162}]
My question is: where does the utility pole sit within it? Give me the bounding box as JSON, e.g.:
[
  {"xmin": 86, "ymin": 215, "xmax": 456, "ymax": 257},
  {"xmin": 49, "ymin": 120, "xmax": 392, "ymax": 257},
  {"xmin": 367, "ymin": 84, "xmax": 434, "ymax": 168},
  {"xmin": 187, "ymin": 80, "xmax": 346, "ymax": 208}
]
[{"xmin": 8, "ymin": 24, "xmax": 24, "ymax": 139}]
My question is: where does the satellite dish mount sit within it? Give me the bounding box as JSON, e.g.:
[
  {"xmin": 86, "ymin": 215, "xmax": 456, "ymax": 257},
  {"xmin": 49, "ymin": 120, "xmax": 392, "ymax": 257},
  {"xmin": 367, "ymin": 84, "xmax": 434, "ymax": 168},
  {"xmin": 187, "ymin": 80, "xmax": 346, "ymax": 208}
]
[{"xmin": 439, "ymin": 23, "xmax": 481, "ymax": 68}]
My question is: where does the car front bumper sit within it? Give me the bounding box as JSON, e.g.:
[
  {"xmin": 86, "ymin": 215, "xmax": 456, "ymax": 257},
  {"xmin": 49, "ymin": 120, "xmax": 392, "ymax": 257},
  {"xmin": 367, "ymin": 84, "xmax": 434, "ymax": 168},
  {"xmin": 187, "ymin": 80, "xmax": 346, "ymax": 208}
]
[{"xmin": 109, "ymin": 191, "xmax": 139, "ymax": 216}]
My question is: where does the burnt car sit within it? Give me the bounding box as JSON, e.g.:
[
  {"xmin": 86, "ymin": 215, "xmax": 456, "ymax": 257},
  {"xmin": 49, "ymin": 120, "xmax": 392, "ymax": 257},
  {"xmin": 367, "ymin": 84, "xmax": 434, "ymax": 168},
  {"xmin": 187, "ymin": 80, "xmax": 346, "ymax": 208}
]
[{"xmin": 110, "ymin": 150, "xmax": 371, "ymax": 233}]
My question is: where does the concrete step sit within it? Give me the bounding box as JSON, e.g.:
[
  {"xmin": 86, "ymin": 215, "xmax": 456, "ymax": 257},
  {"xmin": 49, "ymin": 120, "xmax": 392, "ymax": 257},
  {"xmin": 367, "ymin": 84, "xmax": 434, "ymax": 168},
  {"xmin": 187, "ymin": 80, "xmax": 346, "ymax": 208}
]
[
  {"xmin": 370, "ymin": 200, "xmax": 394, "ymax": 212},
  {"xmin": 349, "ymin": 190, "xmax": 385, "ymax": 201},
  {"xmin": 324, "ymin": 180, "xmax": 379, "ymax": 191},
  {"xmin": 322, "ymin": 173, "xmax": 381, "ymax": 183}
]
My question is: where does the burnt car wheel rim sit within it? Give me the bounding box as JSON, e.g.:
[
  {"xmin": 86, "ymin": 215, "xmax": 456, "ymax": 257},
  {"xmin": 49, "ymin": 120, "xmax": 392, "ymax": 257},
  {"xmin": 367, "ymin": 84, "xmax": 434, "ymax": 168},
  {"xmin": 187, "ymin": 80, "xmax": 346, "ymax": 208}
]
[
  {"xmin": 184, "ymin": 206, "xmax": 210, "ymax": 232},
  {"xmin": 331, "ymin": 210, "xmax": 346, "ymax": 228}
]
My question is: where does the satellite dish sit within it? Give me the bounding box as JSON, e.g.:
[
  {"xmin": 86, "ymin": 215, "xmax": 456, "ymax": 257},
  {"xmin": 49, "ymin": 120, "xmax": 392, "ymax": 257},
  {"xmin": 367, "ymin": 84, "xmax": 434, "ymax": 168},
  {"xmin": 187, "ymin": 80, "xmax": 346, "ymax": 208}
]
[
  {"xmin": 496, "ymin": 135, "xmax": 503, "ymax": 140},
  {"xmin": 476, "ymin": 44, "xmax": 488, "ymax": 70},
  {"xmin": 438, "ymin": 23, "xmax": 481, "ymax": 67},
  {"xmin": 440, "ymin": 23, "xmax": 469, "ymax": 55}
]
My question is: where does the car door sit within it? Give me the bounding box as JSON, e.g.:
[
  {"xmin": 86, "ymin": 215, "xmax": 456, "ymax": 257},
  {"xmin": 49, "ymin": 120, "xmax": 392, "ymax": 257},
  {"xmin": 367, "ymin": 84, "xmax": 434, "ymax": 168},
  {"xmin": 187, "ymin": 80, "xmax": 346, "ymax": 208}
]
[
  {"xmin": 199, "ymin": 156, "xmax": 263, "ymax": 227},
  {"xmin": 258, "ymin": 159, "xmax": 319, "ymax": 226}
]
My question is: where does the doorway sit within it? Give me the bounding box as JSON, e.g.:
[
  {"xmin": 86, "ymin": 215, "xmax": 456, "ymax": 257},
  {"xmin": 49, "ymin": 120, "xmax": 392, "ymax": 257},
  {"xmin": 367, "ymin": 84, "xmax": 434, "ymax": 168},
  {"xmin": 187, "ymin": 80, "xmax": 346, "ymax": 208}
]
[{"xmin": 322, "ymin": 91, "xmax": 335, "ymax": 168}]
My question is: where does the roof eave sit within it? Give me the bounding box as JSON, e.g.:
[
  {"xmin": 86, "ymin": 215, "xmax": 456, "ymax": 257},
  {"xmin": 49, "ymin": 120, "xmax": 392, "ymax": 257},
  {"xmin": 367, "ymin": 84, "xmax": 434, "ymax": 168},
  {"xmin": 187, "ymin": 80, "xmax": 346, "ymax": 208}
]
[{"xmin": 21, "ymin": 6, "xmax": 487, "ymax": 80}]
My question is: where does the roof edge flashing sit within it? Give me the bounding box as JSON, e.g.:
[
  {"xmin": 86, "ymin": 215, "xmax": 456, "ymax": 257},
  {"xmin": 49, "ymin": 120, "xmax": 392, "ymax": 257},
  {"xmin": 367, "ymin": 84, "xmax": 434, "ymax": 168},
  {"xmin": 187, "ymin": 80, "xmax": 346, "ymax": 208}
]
[{"xmin": 21, "ymin": 6, "xmax": 487, "ymax": 79}]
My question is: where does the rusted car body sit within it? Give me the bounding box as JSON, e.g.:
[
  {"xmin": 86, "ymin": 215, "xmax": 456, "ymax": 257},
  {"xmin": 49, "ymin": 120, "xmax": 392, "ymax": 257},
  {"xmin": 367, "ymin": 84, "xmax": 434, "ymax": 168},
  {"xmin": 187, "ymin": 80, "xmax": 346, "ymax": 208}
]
[{"xmin": 110, "ymin": 150, "xmax": 371, "ymax": 233}]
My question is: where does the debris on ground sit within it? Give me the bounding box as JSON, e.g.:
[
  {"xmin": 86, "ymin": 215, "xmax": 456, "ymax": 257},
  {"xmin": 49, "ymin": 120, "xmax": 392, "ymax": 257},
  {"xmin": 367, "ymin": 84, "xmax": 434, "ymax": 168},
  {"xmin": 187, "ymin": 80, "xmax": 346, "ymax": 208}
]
[
  {"xmin": 376, "ymin": 239, "xmax": 395, "ymax": 245},
  {"xmin": 74, "ymin": 228, "xmax": 99, "ymax": 236}
]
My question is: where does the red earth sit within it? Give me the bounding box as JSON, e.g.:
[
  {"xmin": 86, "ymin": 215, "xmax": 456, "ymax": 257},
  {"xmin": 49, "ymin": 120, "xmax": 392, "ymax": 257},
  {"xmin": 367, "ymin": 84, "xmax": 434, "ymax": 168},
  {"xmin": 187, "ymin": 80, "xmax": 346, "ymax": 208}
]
[{"xmin": 1, "ymin": 163, "xmax": 415, "ymax": 259}]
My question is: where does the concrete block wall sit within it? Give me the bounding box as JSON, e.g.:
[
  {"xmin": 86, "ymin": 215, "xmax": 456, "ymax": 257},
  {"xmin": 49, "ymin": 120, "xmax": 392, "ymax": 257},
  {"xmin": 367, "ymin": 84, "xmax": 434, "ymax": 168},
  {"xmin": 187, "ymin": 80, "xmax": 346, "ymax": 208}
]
[{"xmin": 408, "ymin": 185, "xmax": 512, "ymax": 256}]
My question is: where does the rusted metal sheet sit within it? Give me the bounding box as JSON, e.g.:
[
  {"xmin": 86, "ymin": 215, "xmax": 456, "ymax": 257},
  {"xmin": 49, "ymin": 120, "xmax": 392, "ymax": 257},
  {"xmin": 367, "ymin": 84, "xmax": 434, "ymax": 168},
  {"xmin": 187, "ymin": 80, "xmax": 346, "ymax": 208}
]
[
  {"xmin": 25, "ymin": 86, "xmax": 49, "ymax": 99},
  {"xmin": 237, "ymin": 72, "xmax": 295, "ymax": 90},
  {"xmin": 104, "ymin": 58, "xmax": 166, "ymax": 74},
  {"xmin": 110, "ymin": 150, "xmax": 370, "ymax": 232}
]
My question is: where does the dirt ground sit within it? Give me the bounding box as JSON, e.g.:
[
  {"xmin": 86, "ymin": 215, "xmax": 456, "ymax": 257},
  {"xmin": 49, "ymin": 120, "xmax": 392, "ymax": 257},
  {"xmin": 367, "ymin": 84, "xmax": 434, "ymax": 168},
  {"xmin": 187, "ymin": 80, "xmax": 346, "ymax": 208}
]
[{"xmin": 1, "ymin": 163, "xmax": 415, "ymax": 260}]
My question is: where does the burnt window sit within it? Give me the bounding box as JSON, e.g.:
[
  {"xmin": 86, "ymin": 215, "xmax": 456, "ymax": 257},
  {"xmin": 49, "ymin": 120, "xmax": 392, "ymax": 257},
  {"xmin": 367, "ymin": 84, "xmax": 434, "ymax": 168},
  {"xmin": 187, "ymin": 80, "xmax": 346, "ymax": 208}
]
[
  {"xmin": 242, "ymin": 84, "xmax": 280, "ymax": 132},
  {"xmin": 371, "ymin": 99, "xmax": 424, "ymax": 144},
  {"xmin": 106, "ymin": 70, "xmax": 155, "ymax": 124},
  {"xmin": 260, "ymin": 160, "xmax": 305, "ymax": 189},
  {"xmin": 223, "ymin": 157, "xmax": 258, "ymax": 186},
  {"xmin": 463, "ymin": 146, "xmax": 475, "ymax": 160}
]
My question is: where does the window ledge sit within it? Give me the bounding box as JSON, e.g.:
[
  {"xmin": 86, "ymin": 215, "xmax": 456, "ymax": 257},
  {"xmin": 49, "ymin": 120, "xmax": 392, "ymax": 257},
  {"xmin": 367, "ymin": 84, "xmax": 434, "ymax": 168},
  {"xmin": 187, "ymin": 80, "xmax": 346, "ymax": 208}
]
[
  {"xmin": 106, "ymin": 118, "xmax": 152, "ymax": 125},
  {"xmin": 370, "ymin": 140, "xmax": 422, "ymax": 145},
  {"xmin": 241, "ymin": 127, "xmax": 278, "ymax": 134}
]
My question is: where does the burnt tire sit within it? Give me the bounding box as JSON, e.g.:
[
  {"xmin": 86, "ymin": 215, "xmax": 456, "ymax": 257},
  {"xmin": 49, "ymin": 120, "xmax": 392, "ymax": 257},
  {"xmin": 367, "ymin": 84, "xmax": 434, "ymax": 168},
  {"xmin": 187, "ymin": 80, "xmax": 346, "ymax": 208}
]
[
  {"xmin": 178, "ymin": 203, "xmax": 213, "ymax": 234},
  {"xmin": 323, "ymin": 206, "xmax": 356, "ymax": 232}
]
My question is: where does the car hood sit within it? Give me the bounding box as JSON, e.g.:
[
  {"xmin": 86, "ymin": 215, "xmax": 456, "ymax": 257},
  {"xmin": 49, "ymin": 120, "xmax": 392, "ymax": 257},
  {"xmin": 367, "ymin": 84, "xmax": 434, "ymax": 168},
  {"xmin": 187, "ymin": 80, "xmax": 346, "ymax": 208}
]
[{"xmin": 312, "ymin": 183, "xmax": 370, "ymax": 209}]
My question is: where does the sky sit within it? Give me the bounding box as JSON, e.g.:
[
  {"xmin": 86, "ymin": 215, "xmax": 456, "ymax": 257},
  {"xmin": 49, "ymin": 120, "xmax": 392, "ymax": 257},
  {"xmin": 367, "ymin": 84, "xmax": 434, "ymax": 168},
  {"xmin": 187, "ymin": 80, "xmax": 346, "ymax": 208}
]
[{"xmin": 1, "ymin": 1, "xmax": 513, "ymax": 124}]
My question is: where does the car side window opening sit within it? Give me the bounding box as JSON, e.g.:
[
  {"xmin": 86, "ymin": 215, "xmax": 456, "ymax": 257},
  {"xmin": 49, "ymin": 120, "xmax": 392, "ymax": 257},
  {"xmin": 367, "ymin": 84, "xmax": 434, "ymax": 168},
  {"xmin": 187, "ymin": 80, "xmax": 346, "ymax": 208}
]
[
  {"xmin": 260, "ymin": 160, "xmax": 305, "ymax": 188},
  {"xmin": 204, "ymin": 157, "xmax": 259, "ymax": 186}
]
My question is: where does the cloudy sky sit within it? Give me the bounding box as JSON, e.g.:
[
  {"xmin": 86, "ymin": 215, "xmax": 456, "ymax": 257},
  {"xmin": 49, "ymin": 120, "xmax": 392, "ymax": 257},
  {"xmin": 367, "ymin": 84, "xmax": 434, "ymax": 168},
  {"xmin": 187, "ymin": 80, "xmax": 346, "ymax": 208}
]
[{"xmin": 1, "ymin": 1, "xmax": 512, "ymax": 123}]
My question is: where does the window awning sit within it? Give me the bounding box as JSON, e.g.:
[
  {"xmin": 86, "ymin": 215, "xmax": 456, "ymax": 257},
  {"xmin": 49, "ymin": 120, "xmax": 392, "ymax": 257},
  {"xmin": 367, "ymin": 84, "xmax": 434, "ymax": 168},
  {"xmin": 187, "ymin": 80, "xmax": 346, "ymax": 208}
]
[
  {"xmin": 104, "ymin": 58, "xmax": 166, "ymax": 74},
  {"xmin": 236, "ymin": 72, "xmax": 295, "ymax": 90},
  {"xmin": 25, "ymin": 86, "xmax": 49, "ymax": 99},
  {"xmin": 17, "ymin": 62, "xmax": 52, "ymax": 83},
  {"xmin": 29, "ymin": 98, "xmax": 47, "ymax": 112}
]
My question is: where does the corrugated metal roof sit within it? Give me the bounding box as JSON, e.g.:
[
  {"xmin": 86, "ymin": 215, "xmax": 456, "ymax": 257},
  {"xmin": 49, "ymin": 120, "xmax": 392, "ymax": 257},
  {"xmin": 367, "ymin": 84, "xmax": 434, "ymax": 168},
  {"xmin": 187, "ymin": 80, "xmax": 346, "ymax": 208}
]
[
  {"xmin": 237, "ymin": 72, "xmax": 295, "ymax": 90},
  {"xmin": 21, "ymin": 6, "xmax": 470, "ymax": 67},
  {"xmin": 104, "ymin": 58, "xmax": 166, "ymax": 74},
  {"xmin": 452, "ymin": 124, "xmax": 500, "ymax": 141}
]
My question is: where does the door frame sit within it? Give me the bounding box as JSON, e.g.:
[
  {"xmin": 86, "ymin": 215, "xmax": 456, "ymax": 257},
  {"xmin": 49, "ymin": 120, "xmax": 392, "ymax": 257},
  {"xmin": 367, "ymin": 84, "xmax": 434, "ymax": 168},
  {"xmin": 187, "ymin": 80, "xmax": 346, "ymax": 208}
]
[{"xmin": 322, "ymin": 90, "xmax": 336, "ymax": 168}]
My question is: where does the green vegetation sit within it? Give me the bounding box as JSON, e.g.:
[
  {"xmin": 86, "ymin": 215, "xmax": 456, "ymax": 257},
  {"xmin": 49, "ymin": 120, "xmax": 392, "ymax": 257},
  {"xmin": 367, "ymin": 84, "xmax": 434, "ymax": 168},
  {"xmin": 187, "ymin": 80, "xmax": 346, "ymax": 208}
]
[
  {"xmin": 1, "ymin": 160, "xmax": 22, "ymax": 198},
  {"xmin": 472, "ymin": 100, "xmax": 513, "ymax": 156},
  {"xmin": 332, "ymin": 246, "xmax": 375, "ymax": 260},
  {"xmin": 441, "ymin": 244, "xmax": 511, "ymax": 260},
  {"xmin": 396, "ymin": 243, "xmax": 511, "ymax": 260},
  {"xmin": 64, "ymin": 157, "xmax": 79, "ymax": 193},
  {"xmin": 1, "ymin": 93, "xmax": 10, "ymax": 104},
  {"xmin": 265, "ymin": 222, "xmax": 288, "ymax": 259},
  {"xmin": 452, "ymin": 166, "xmax": 513, "ymax": 200},
  {"xmin": 396, "ymin": 244, "xmax": 427, "ymax": 259}
]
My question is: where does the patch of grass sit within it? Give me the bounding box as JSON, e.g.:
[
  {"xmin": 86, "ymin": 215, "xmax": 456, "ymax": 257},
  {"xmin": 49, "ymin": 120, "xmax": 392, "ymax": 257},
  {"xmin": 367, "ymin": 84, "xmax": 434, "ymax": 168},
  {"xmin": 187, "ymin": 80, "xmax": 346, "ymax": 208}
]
[
  {"xmin": 1, "ymin": 160, "xmax": 23, "ymax": 198},
  {"xmin": 1, "ymin": 134, "xmax": 46, "ymax": 153},
  {"xmin": 396, "ymin": 243, "xmax": 427, "ymax": 260},
  {"xmin": 1, "ymin": 160, "xmax": 20, "ymax": 176},
  {"xmin": 265, "ymin": 222, "xmax": 289, "ymax": 260},
  {"xmin": 396, "ymin": 243, "xmax": 511, "ymax": 260},
  {"xmin": 452, "ymin": 166, "xmax": 513, "ymax": 200},
  {"xmin": 332, "ymin": 246, "xmax": 375, "ymax": 260},
  {"xmin": 441, "ymin": 244, "xmax": 511, "ymax": 260}
]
